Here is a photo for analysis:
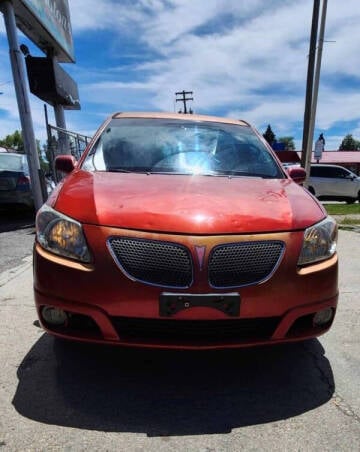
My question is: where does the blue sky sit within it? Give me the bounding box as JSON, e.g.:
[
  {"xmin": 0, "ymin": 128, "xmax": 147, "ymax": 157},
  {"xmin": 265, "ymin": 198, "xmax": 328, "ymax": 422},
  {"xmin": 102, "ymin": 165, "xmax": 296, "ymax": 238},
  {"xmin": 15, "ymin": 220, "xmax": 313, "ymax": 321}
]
[{"xmin": 1, "ymin": 0, "xmax": 360, "ymax": 151}]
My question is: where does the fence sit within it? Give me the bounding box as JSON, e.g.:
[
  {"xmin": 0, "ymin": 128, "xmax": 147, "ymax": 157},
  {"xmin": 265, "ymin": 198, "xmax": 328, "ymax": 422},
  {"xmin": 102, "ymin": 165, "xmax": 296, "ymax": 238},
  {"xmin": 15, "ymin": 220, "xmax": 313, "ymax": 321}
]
[{"xmin": 45, "ymin": 123, "xmax": 92, "ymax": 183}]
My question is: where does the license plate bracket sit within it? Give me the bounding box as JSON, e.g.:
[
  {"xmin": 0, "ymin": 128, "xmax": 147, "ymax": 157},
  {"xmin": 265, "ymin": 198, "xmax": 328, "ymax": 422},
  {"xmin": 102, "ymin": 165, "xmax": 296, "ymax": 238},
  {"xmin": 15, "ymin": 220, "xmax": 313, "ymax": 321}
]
[{"xmin": 159, "ymin": 292, "xmax": 240, "ymax": 317}]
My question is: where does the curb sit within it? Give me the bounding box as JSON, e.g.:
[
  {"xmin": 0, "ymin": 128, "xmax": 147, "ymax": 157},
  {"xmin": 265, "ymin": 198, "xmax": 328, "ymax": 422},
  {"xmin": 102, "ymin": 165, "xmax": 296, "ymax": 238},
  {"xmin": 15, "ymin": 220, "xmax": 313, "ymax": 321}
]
[
  {"xmin": 338, "ymin": 225, "xmax": 360, "ymax": 233},
  {"xmin": 0, "ymin": 255, "xmax": 32, "ymax": 287}
]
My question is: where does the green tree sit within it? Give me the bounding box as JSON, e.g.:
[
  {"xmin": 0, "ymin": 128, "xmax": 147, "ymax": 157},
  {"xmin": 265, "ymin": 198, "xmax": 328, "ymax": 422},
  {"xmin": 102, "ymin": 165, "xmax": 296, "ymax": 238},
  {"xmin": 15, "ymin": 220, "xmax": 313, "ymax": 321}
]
[
  {"xmin": 263, "ymin": 124, "xmax": 276, "ymax": 145},
  {"xmin": 0, "ymin": 130, "xmax": 24, "ymax": 152},
  {"xmin": 339, "ymin": 134, "xmax": 360, "ymax": 151},
  {"xmin": 278, "ymin": 136, "xmax": 295, "ymax": 150},
  {"xmin": 39, "ymin": 142, "xmax": 51, "ymax": 174}
]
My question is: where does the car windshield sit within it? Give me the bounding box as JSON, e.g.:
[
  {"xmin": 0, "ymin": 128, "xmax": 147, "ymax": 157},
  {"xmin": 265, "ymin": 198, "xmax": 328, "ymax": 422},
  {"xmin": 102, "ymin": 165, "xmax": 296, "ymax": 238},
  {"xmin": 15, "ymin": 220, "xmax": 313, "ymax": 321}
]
[
  {"xmin": 83, "ymin": 118, "xmax": 284, "ymax": 178},
  {"xmin": 0, "ymin": 153, "xmax": 24, "ymax": 171}
]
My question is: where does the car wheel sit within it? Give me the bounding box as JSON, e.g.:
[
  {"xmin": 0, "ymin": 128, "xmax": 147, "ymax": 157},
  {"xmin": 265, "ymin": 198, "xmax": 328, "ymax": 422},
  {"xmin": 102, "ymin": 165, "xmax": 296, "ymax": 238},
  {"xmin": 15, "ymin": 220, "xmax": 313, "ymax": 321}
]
[{"xmin": 346, "ymin": 198, "xmax": 356, "ymax": 204}]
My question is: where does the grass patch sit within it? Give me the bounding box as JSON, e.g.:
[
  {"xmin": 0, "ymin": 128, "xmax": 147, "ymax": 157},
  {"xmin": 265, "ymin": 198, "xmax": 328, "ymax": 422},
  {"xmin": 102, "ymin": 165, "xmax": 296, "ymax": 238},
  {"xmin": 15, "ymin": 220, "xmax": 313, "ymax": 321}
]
[
  {"xmin": 323, "ymin": 203, "xmax": 360, "ymax": 215},
  {"xmin": 338, "ymin": 218, "xmax": 360, "ymax": 225}
]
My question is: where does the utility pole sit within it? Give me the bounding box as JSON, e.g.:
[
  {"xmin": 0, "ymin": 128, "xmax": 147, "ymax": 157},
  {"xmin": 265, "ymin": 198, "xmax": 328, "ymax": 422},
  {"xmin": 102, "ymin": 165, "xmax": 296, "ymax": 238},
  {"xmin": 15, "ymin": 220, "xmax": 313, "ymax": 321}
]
[
  {"xmin": 1, "ymin": 1, "xmax": 44, "ymax": 210},
  {"xmin": 304, "ymin": 0, "xmax": 328, "ymax": 180},
  {"xmin": 175, "ymin": 90, "xmax": 193, "ymax": 114},
  {"xmin": 301, "ymin": 0, "xmax": 320, "ymax": 168}
]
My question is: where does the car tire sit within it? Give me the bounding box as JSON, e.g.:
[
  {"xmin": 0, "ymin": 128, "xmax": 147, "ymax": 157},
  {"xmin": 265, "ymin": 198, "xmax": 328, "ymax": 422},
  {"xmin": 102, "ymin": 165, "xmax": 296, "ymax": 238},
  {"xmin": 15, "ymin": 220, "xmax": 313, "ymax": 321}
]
[{"xmin": 346, "ymin": 198, "xmax": 356, "ymax": 204}]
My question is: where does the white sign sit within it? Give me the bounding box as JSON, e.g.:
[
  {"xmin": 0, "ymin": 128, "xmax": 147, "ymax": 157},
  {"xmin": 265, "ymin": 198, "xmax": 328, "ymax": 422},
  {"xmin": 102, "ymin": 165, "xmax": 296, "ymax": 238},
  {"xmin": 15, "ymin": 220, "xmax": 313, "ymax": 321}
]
[{"xmin": 314, "ymin": 139, "xmax": 323, "ymax": 160}]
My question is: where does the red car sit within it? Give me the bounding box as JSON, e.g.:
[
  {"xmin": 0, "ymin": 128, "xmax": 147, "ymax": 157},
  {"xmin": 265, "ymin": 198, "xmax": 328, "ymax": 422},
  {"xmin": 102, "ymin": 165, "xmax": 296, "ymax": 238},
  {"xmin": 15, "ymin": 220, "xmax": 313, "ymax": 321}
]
[{"xmin": 33, "ymin": 112, "xmax": 338, "ymax": 349}]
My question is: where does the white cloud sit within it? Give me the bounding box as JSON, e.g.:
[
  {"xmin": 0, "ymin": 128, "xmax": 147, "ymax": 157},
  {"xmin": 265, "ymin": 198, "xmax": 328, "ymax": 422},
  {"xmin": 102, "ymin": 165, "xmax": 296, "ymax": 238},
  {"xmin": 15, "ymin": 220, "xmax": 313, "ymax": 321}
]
[{"xmin": 69, "ymin": 1, "xmax": 143, "ymax": 32}]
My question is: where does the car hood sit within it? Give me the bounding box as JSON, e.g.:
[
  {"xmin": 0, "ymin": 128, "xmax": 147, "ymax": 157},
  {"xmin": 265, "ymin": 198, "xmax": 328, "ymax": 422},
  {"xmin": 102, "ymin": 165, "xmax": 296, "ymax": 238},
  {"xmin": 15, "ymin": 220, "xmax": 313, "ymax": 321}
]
[{"xmin": 53, "ymin": 170, "xmax": 325, "ymax": 234}]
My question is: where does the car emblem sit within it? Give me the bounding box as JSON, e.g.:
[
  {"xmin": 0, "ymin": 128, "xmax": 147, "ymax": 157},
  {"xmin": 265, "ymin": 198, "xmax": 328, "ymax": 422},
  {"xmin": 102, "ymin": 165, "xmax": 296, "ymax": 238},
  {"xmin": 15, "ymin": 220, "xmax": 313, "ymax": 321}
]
[{"xmin": 195, "ymin": 245, "xmax": 206, "ymax": 271}]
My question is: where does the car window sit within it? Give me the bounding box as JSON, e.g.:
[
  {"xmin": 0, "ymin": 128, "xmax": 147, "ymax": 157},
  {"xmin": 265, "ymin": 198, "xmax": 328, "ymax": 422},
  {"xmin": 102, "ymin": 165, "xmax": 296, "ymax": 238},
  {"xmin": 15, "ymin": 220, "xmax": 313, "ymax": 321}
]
[
  {"xmin": 336, "ymin": 168, "xmax": 351, "ymax": 178},
  {"xmin": 83, "ymin": 118, "xmax": 284, "ymax": 179},
  {"xmin": 310, "ymin": 166, "xmax": 325, "ymax": 177},
  {"xmin": 310, "ymin": 166, "xmax": 354, "ymax": 178},
  {"xmin": 330, "ymin": 167, "xmax": 344, "ymax": 178},
  {"xmin": 0, "ymin": 154, "xmax": 23, "ymax": 171}
]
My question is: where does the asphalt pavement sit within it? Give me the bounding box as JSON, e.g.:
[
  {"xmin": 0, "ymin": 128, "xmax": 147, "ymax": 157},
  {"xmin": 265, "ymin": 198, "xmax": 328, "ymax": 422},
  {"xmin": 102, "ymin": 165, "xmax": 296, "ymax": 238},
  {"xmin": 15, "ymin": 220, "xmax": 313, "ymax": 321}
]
[
  {"xmin": 0, "ymin": 229, "xmax": 359, "ymax": 451},
  {"xmin": 0, "ymin": 207, "xmax": 35, "ymax": 273}
]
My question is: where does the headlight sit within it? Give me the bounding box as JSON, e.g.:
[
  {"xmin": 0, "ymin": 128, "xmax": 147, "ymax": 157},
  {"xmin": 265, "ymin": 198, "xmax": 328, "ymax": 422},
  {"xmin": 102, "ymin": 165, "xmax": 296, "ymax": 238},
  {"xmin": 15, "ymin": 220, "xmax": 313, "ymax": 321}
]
[
  {"xmin": 36, "ymin": 204, "xmax": 91, "ymax": 262},
  {"xmin": 298, "ymin": 217, "xmax": 337, "ymax": 266}
]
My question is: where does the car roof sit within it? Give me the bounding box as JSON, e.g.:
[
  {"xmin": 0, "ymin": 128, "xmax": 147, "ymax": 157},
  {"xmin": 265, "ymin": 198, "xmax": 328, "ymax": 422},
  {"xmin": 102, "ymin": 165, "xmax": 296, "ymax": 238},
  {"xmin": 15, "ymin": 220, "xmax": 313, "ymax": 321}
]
[
  {"xmin": 311, "ymin": 164, "xmax": 349, "ymax": 169},
  {"xmin": 112, "ymin": 111, "xmax": 250, "ymax": 127},
  {"xmin": 0, "ymin": 152, "xmax": 23, "ymax": 158}
]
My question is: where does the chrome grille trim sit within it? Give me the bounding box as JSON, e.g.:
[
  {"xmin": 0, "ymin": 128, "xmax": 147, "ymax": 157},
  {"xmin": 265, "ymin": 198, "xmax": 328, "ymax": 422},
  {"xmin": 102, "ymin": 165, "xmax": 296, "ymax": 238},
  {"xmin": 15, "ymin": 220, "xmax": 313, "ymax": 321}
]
[
  {"xmin": 208, "ymin": 240, "xmax": 285, "ymax": 288},
  {"xmin": 107, "ymin": 236, "xmax": 193, "ymax": 288}
]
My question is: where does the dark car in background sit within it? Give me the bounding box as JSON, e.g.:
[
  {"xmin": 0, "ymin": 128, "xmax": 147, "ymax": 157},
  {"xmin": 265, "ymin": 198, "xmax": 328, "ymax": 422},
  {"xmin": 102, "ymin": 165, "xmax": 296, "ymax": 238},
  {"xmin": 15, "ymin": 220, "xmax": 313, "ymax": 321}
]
[{"xmin": 0, "ymin": 152, "xmax": 33, "ymax": 208}]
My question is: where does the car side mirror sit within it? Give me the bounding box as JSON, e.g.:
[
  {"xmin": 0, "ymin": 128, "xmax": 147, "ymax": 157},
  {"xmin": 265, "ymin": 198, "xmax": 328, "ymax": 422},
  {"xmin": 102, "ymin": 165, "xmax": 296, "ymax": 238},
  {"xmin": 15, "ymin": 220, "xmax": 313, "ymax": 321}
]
[
  {"xmin": 55, "ymin": 155, "xmax": 76, "ymax": 174},
  {"xmin": 287, "ymin": 167, "xmax": 306, "ymax": 185}
]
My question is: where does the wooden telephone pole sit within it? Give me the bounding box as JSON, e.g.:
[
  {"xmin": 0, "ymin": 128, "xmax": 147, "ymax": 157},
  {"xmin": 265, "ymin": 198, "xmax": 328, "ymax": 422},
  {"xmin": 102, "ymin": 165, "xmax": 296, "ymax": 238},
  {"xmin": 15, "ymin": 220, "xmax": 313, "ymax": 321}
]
[{"xmin": 175, "ymin": 90, "xmax": 194, "ymax": 114}]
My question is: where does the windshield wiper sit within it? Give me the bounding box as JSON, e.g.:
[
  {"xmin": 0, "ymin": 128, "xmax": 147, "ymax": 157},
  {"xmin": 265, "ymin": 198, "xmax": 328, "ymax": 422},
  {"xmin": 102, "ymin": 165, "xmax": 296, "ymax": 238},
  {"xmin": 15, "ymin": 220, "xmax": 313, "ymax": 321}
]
[{"xmin": 224, "ymin": 171, "xmax": 281, "ymax": 179}]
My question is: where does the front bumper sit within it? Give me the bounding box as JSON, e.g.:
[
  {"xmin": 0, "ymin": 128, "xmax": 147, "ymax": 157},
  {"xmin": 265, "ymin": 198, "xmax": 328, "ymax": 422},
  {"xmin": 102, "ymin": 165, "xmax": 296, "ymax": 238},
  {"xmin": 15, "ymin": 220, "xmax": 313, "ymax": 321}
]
[
  {"xmin": 34, "ymin": 288, "xmax": 338, "ymax": 349},
  {"xmin": 33, "ymin": 225, "xmax": 339, "ymax": 349}
]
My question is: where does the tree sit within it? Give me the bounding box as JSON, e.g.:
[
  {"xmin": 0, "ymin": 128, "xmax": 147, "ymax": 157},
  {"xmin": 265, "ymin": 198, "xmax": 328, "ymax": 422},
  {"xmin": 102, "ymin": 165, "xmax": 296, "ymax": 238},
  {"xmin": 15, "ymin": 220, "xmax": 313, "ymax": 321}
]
[
  {"xmin": 339, "ymin": 134, "xmax": 360, "ymax": 151},
  {"xmin": 39, "ymin": 142, "xmax": 51, "ymax": 174},
  {"xmin": 263, "ymin": 124, "xmax": 276, "ymax": 145},
  {"xmin": 278, "ymin": 136, "xmax": 295, "ymax": 150},
  {"xmin": 0, "ymin": 130, "xmax": 24, "ymax": 152}
]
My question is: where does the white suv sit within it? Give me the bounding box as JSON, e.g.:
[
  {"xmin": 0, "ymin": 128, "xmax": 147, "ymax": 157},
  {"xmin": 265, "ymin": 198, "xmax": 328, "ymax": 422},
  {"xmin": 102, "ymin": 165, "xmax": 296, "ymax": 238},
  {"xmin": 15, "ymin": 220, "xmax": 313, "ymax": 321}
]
[{"xmin": 306, "ymin": 164, "xmax": 360, "ymax": 204}]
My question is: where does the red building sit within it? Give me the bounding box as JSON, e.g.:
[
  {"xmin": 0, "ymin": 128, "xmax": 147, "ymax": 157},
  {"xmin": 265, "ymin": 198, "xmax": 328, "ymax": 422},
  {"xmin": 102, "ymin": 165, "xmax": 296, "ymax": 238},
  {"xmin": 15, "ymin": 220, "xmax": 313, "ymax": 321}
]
[
  {"xmin": 298, "ymin": 151, "xmax": 360, "ymax": 175},
  {"xmin": 276, "ymin": 150, "xmax": 360, "ymax": 175}
]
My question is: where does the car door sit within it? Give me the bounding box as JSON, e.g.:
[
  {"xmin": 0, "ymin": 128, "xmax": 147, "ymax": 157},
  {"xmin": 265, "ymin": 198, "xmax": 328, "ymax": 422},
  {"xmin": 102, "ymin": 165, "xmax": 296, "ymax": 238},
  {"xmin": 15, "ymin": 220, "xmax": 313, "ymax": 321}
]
[
  {"xmin": 308, "ymin": 166, "xmax": 331, "ymax": 197},
  {"xmin": 329, "ymin": 166, "xmax": 357, "ymax": 197}
]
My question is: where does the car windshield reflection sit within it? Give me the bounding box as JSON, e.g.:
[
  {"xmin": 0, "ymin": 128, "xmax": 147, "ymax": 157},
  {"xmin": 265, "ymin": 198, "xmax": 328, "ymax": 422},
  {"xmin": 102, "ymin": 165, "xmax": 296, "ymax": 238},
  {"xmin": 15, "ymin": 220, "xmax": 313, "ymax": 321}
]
[{"xmin": 82, "ymin": 118, "xmax": 284, "ymax": 179}]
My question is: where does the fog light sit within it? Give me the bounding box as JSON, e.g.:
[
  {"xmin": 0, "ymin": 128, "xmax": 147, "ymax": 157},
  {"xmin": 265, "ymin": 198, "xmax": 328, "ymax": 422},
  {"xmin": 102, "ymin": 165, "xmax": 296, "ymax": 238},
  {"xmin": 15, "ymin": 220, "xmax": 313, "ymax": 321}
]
[
  {"xmin": 313, "ymin": 308, "xmax": 333, "ymax": 327},
  {"xmin": 42, "ymin": 306, "xmax": 68, "ymax": 326}
]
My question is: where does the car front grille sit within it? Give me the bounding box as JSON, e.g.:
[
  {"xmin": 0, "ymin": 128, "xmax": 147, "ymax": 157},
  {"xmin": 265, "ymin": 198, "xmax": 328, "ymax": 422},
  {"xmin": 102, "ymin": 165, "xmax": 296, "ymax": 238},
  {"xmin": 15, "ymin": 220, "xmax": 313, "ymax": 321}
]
[
  {"xmin": 108, "ymin": 235, "xmax": 285, "ymax": 289},
  {"xmin": 108, "ymin": 237, "xmax": 193, "ymax": 288},
  {"xmin": 111, "ymin": 316, "xmax": 280, "ymax": 343},
  {"xmin": 208, "ymin": 241, "xmax": 285, "ymax": 288}
]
